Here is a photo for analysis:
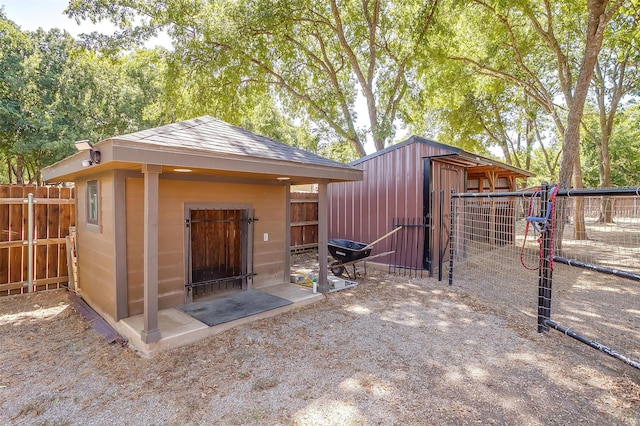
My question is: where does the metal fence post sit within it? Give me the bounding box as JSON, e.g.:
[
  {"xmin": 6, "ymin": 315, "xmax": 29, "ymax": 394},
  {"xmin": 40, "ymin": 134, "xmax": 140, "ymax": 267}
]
[
  {"xmin": 27, "ymin": 193, "xmax": 34, "ymax": 292},
  {"xmin": 449, "ymin": 189, "xmax": 455, "ymax": 286},
  {"xmin": 537, "ymin": 182, "xmax": 552, "ymax": 332},
  {"xmin": 438, "ymin": 190, "xmax": 444, "ymax": 281}
]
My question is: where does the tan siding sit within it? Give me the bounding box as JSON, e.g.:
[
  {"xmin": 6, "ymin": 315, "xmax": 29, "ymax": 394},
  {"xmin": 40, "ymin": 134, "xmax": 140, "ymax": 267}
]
[
  {"xmin": 126, "ymin": 178, "xmax": 287, "ymax": 316},
  {"xmin": 125, "ymin": 178, "xmax": 144, "ymax": 315},
  {"xmin": 77, "ymin": 172, "xmax": 116, "ymax": 320}
]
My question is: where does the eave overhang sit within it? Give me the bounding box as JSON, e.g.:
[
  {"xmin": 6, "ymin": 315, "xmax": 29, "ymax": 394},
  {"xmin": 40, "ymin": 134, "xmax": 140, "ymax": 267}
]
[{"xmin": 42, "ymin": 139, "xmax": 363, "ymax": 185}]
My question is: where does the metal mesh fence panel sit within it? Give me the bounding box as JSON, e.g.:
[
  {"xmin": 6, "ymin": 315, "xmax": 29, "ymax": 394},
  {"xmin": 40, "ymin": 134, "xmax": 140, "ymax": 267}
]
[
  {"xmin": 448, "ymin": 195, "xmax": 540, "ymax": 322},
  {"xmin": 449, "ymin": 189, "xmax": 640, "ymax": 368},
  {"xmin": 549, "ymin": 195, "xmax": 640, "ymax": 364}
]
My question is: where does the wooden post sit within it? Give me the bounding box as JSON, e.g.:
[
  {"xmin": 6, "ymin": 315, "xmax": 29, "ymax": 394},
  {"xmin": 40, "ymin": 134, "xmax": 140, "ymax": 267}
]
[
  {"xmin": 65, "ymin": 227, "xmax": 78, "ymax": 292},
  {"xmin": 141, "ymin": 164, "xmax": 162, "ymax": 344},
  {"xmin": 9, "ymin": 186, "xmax": 24, "ymax": 291},
  {"xmin": 317, "ymin": 181, "xmax": 329, "ymax": 293},
  {"xmin": 284, "ymin": 183, "xmax": 291, "ymax": 281},
  {"xmin": 487, "ymin": 172, "xmax": 497, "ymax": 246},
  {"xmin": 0, "ymin": 185, "xmax": 9, "ymax": 288},
  {"xmin": 47, "ymin": 187, "xmax": 60, "ymax": 290},
  {"xmin": 59, "ymin": 187, "xmax": 72, "ymax": 289}
]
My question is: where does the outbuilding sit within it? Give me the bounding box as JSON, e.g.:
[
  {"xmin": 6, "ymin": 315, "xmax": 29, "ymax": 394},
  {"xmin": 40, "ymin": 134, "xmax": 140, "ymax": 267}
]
[
  {"xmin": 328, "ymin": 135, "xmax": 533, "ymax": 277},
  {"xmin": 43, "ymin": 115, "xmax": 362, "ymax": 355}
]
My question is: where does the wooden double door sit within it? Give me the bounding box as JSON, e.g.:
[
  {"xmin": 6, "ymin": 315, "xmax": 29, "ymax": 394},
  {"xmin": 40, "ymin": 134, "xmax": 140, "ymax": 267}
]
[{"xmin": 185, "ymin": 206, "xmax": 254, "ymax": 302}]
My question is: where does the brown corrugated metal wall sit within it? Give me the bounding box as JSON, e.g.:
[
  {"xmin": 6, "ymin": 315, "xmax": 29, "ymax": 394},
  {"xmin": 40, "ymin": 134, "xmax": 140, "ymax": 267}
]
[
  {"xmin": 328, "ymin": 141, "xmax": 466, "ymax": 273},
  {"xmin": 329, "ymin": 142, "xmax": 423, "ymax": 249}
]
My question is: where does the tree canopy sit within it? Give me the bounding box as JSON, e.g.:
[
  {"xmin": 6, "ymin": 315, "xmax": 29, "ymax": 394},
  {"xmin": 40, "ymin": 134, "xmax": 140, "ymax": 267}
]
[
  {"xmin": 0, "ymin": 10, "xmax": 168, "ymax": 183},
  {"xmin": 1, "ymin": 1, "xmax": 639, "ymax": 187},
  {"xmin": 66, "ymin": 0, "xmax": 441, "ymax": 157}
]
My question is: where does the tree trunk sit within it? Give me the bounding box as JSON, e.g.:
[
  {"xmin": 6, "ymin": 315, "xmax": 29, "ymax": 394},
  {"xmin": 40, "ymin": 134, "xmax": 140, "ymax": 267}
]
[
  {"xmin": 598, "ymin": 130, "xmax": 613, "ymax": 223},
  {"xmin": 6, "ymin": 156, "xmax": 13, "ymax": 184},
  {"xmin": 593, "ymin": 55, "xmax": 622, "ymax": 224},
  {"xmin": 15, "ymin": 155, "xmax": 24, "ymax": 184},
  {"xmin": 557, "ymin": 1, "xmax": 610, "ymax": 189},
  {"xmin": 524, "ymin": 115, "xmax": 534, "ymax": 187},
  {"xmin": 572, "ymin": 153, "xmax": 588, "ymax": 240},
  {"xmin": 555, "ymin": 0, "xmax": 611, "ymax": 253},
  {"xmin": 500, "ymin": 141, "xmax": 512, "ymax": 165},
  {"xmin": 350, "ymin": 136, "xmax": 367, "ymax": 158}
]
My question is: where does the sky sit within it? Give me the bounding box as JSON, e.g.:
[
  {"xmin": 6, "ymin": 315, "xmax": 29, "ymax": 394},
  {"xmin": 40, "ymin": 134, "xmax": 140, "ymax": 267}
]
[
  {"xmin": 1, "ymin": 0, "xmax": 171, "ymax": 47},
  {"xmin": 2, "ymin": 0, "xmax": 115, "ymax": 36}
]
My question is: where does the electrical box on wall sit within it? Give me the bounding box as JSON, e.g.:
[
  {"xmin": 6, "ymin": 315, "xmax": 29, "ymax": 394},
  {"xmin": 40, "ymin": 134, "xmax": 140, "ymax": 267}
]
[{"xmin": 263, "ymin": 233, "xmax": 269, "ymax": 242}]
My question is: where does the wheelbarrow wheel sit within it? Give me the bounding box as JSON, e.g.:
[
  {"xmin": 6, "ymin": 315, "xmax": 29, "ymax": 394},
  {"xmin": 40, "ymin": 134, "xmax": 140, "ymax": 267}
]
[{"xmin": 330, "ymin": 261, "xmax": 345, "ymax": 277}]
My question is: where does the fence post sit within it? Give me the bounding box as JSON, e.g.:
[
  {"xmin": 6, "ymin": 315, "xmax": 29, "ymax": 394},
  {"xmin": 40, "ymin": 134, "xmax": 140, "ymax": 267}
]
[
  {"xmin": 537, "ymin": 182, "xmax": 552, "ymax": 332},
  {"xmin": 27, "ymin": 193, "xmax": 34, "ymax": 293},
  {"xmin": 438, "ymin": 189, "xmax": 444, "ymax": 281},
  {"xmin": 449, "ymin": 189, "xmax": 455, "ymax": 286}
]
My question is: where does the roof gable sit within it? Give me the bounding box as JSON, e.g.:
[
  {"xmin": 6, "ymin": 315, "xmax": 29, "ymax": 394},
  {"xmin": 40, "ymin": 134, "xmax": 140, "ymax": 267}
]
[
  {"xmin": 350, "ymin": 135, "xmax": 534, "ymax": 178},
  {"xmin": 42, "ymin": 116, "xmax": 363, "ymax": 184},
  {"xmin": 112, "ymin": 115, "xmax": 347, "ymax": 170},
  {"xmin": 350, "ymin": 135, "xmax": 459, "ymax": 165}
]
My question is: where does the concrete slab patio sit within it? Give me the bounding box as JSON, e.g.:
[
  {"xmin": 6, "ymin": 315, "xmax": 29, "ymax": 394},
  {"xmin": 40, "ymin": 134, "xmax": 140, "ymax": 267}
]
[{"xmin": 116, "ymin": 283, "xmax": 323, "ymax": 357}]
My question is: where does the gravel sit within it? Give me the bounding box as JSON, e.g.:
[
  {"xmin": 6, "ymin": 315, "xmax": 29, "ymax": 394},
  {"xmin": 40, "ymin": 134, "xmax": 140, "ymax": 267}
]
[{"xmin": 1, "ymin": 257, "xmax": 639, "ymax": 425}]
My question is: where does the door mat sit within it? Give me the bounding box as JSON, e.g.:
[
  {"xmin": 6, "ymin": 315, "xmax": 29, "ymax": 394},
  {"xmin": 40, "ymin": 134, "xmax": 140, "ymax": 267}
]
[{"xmin": 176, "ymin": 290, "xmax": 293, "ymax": 327}]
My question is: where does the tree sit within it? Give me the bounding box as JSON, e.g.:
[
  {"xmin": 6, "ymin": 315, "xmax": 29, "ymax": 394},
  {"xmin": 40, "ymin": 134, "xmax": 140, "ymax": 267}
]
[
  {"xmin": 0, "ymin": 11, "xmax": 32, "ymax": 182},
  {"xmin": 0, "ymin": 12, "xmax": 168, "ymax": 183},
  {"xmin": 14, "ymin": 28, "xmax": 85, "ymax": 183},
  {"xmin": 443, "ymin": 0, "xmax": 624, "ymax": 189},
  {"xmin": 410, "ymin": 68, "xmax": 543, "ymax": 177},
  {"xmin": 59, "ymin": 47, "xmax": 168, "ymax": 143},
  {"xmin": 582, "ymin": 5, "xmax": 639, "ymax": 221},
  {"xmin": 434, "ymin": 0, "xmax": 626, "ymax": 244},
  {"xmin": 582, "ymin": 103, "xmax": 640, "ymax": 188},
  {"xmin": 66, "ymin": 0, "xmax": 441, "ymax": 157}
]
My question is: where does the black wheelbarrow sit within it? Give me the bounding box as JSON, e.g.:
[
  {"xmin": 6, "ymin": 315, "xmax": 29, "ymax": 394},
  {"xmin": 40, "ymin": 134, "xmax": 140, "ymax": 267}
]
[
  {"xmin": 328, "ymin": 239, "xmax": 372, "ymax": 277},
  {"xmin": 328, "ymin": 227, "xmax": 402, "ymax": 278}
]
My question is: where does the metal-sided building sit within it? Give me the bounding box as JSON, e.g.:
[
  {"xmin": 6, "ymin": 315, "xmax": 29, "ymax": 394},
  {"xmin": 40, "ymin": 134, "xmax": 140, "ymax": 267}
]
[
  {"xmin": 328, "ymin": 136, "xmax": 533, "ymax": 276},
  {"xmin": 42, "ymin": 115, "xmax": 362, "ymax": 355}
]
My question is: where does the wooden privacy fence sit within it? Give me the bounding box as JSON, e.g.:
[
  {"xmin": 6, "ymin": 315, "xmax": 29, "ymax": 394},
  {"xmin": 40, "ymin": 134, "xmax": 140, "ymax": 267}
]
[
  {"xmin": 290, "ymin": 192, "xmax": 318, "ymax": 250},
  {"xmin": 0, "ymin": 184, "xmax": 75, "ymax": 296}
]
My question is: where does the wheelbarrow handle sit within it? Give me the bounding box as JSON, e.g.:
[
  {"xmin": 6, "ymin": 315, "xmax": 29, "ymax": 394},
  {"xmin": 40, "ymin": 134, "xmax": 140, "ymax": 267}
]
[{"xmin": 360, "ymin": 226, "xmax": 403, "ymax": 251}]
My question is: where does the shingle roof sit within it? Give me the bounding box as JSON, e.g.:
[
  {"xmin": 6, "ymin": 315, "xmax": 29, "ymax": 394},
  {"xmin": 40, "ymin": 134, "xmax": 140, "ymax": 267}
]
[{"xmin": 112, "ymin": 115, "xmax": 349, "ymax": 169}]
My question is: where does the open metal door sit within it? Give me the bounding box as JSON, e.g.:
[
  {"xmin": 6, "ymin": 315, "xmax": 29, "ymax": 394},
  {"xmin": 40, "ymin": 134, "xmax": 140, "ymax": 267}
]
[
  {"xmin": 184, "ymin": 207, "xmax": 255, "ymax": 303},
  {"xmin": 422, "ymin": 158, "xmax": 432, "ymax": 274},
  {"xmin": 423, "ymin": 159, "xmax": 465, "ymax": 278},
  {"xmin": 438, "ymin": 168, "xmax": 460, "ymax": 281}
]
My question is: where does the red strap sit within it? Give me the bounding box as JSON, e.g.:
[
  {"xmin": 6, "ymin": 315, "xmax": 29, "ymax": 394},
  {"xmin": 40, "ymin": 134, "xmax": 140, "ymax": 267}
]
[
  {"xmin": 547, "ymin": 185, "xmax": 559, "ymax": 271},
  {"xmin": 520, "ymin": 188, "xmax": 543, "ymax": 270}
]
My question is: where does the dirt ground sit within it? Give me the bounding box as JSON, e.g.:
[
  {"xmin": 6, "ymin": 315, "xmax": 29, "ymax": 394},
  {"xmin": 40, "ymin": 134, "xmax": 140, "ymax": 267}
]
[{"xmin": 1, "ymin": 252, "xmax": 640, "ymax": 425}]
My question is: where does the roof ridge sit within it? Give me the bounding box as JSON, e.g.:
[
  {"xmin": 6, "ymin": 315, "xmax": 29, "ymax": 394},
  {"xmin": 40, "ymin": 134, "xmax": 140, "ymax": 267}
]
[
  {"xmin": 134, "ymin": 116, "xmax": 214, "ymax": 140},
  {"xmin": 106, "ymin": 115, "xmax": 354, "ymax": 170}
]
